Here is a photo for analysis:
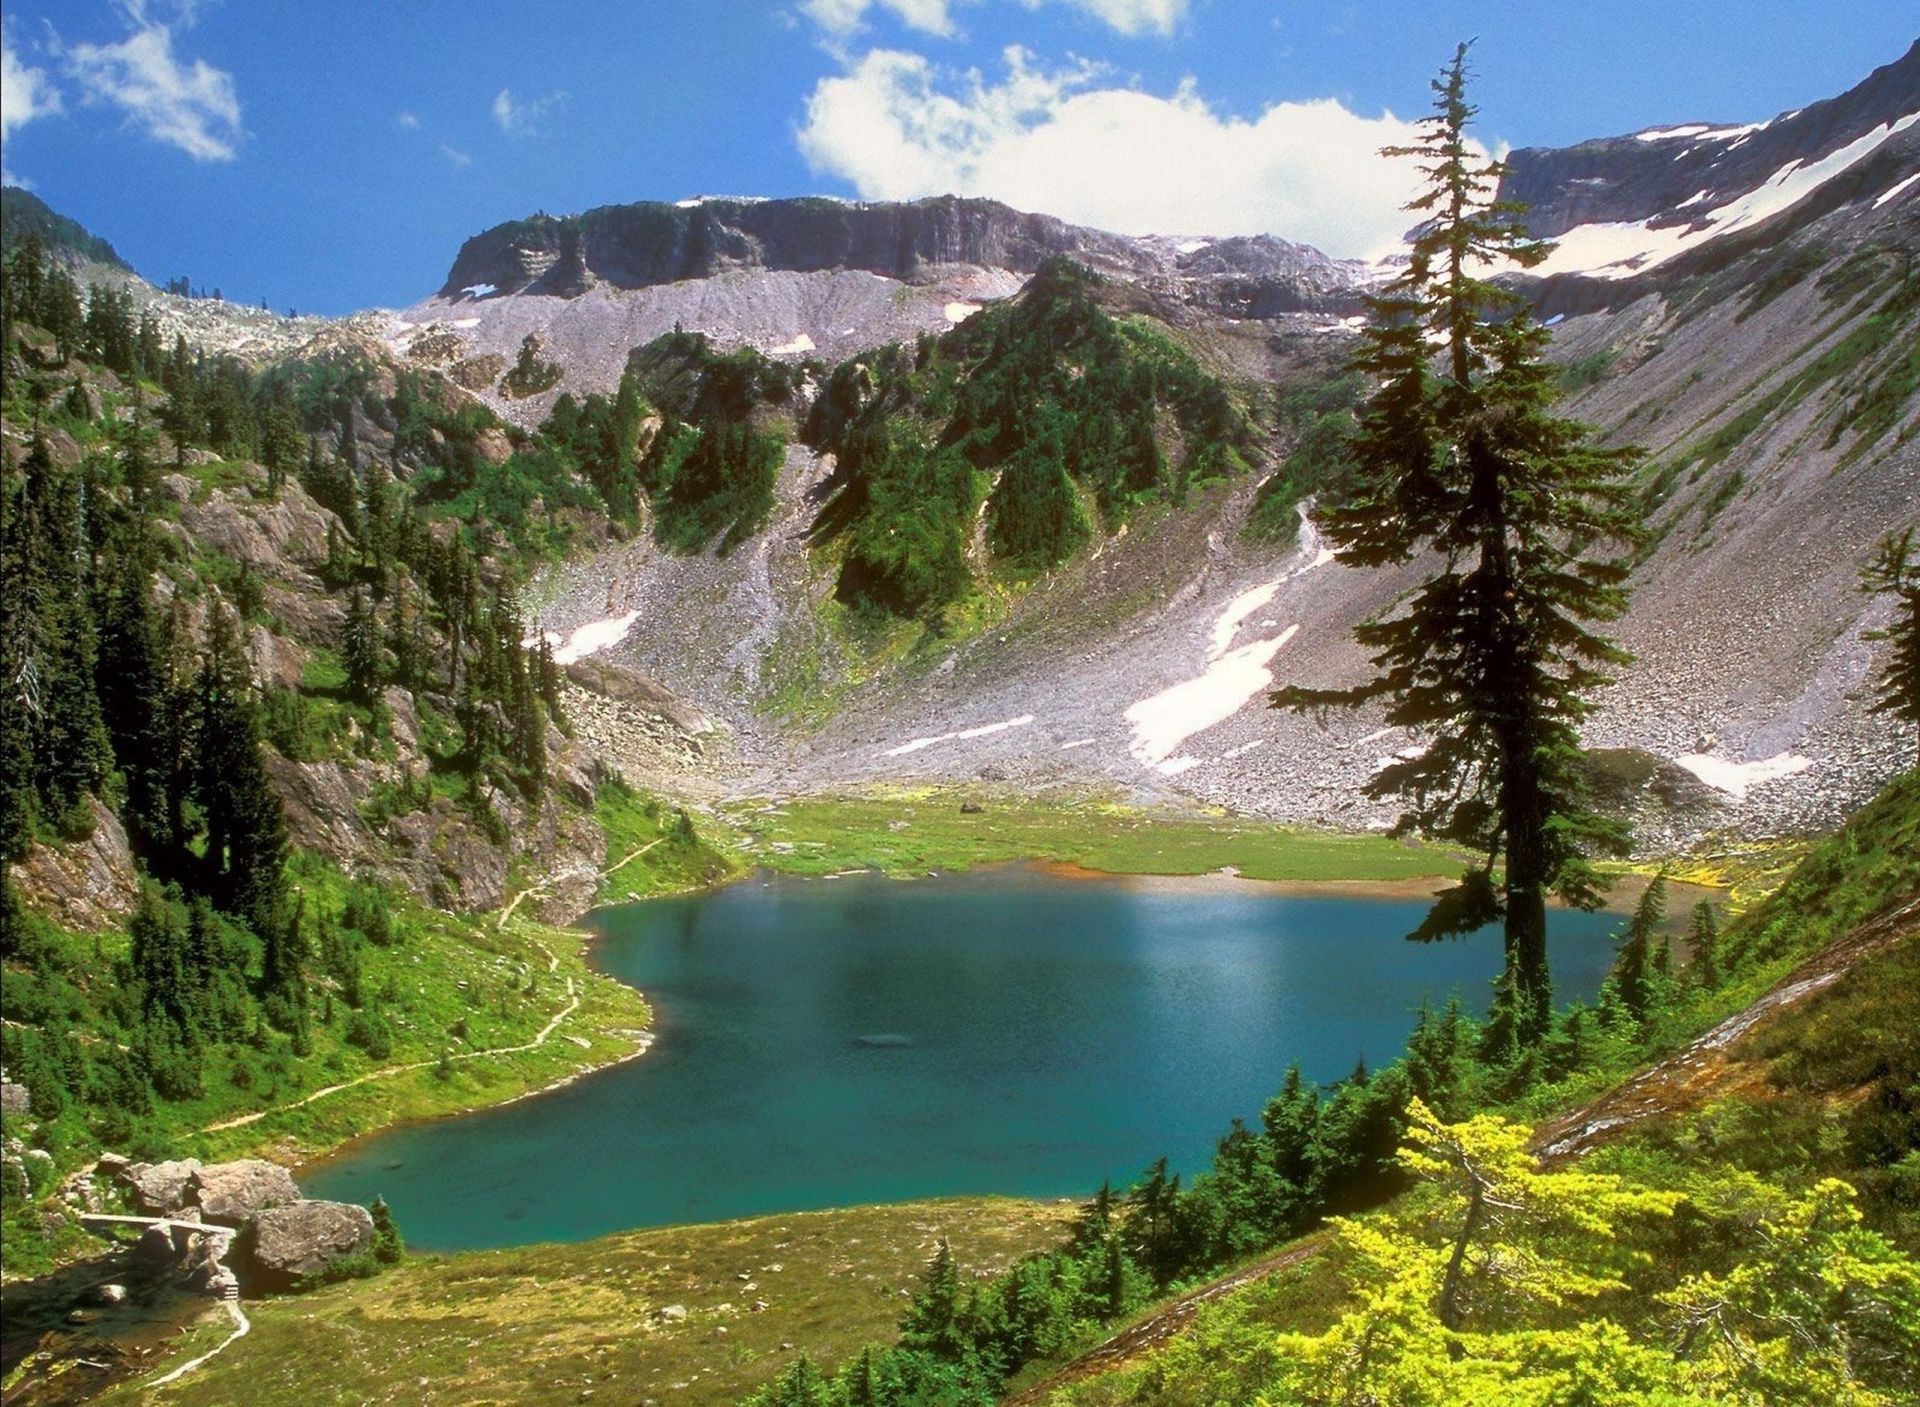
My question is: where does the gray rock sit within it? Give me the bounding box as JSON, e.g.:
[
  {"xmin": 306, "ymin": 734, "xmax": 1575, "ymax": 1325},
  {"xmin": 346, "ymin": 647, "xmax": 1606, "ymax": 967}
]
[
  {"xmin": 239, "ymin": 1200, "xmax": 374, "ymax": 1288},
  {"xmin": 98, "ymin": 1282, "xmax": 129, "ymax": 1304},
  {"xmin": 122, "ymin": 1158, "xmax": 204, "ymax": 1217},
  {"xmin": 0, "ymin": 1080, "xmax": 30, "ymax": 1118},
  {"xmin": 10, "ymin": 797, "xmax": 139, "ymax": 933},
  {"xmin": 189, "ymin": 1159, "xmax": 302, "ymax": 1228}
]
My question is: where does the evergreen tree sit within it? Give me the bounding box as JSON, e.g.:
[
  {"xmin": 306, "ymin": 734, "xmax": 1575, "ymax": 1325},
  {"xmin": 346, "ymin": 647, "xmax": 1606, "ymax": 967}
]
[
  {"xmin": 370, "ymin": 1196, "xmax": 405, "ymax": 1264},
  {"xmin": 343, "ymin": 587, "xmax": 383, "ymax": 706},
  {"xmin": 1859, "ymin": 526, "xmax": 1920, "ymax": 767},
  {"xmin": 191, "ymin": 604, "xmax": 288, "ymax": 937},
  {"xmin": 1273, "ymin": 45, "xmax": 1641, "ymax": 1043},
  {"xmin": 1610, "ymin": 875, "xmax": 1668, "ymax": 1022},
  {"xmin": 1688, "ymin": 900, "xmax": 1723, "ymax": 991},
  {"xmin": 900, "ymin": 1237, "xmax": 963, "ymax": 1356}
]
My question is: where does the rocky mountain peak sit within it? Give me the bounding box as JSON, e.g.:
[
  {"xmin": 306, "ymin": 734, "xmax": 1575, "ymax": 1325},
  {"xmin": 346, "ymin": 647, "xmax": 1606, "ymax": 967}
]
[{"xmin": 1499, "ymin": 39, "xmax": 1919, "ymax": 294}]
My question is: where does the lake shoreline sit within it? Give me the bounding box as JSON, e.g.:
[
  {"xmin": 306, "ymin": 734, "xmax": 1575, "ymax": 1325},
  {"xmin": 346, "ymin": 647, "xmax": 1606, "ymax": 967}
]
[{"xmin": 290, "ymin": 856, "xmax": 1719, "ymax": 1182}]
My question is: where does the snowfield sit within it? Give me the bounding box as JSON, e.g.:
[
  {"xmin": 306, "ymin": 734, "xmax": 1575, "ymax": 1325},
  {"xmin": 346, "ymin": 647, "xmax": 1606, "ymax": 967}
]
[{"xmin": 1533, "ymin": 110, "xmax": 1920, "ymax": 280}]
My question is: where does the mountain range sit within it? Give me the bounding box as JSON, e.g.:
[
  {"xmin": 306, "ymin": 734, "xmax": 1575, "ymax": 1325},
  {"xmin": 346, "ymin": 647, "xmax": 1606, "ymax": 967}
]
[{"xmin": 6, "ymin": 38, "xmax": 1917, "ymax": 867}]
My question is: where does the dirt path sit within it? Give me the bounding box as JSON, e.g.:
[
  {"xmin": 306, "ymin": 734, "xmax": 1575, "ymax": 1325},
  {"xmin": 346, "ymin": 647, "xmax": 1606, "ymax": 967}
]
[
  {"xmin": 193, "ymin": 942, "xmax": 577, "ymax": 1136},
  {"xmin": 1535, "ymin": 888, "xmax": 1920, "ymax": 1161},
  {"xmin": 146, "ymin": 1300, "xmax": 249, "ymax": 1389},
  {"xmin": 496, "ymin": 837, "xmax": 666, "ymax": 929}
]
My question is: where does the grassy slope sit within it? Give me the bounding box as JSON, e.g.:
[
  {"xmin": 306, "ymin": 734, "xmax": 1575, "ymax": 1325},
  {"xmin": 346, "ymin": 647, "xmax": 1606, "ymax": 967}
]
[
  {"xmin": 1016, "ymin": 773, "xmax": 1920, "ymax": 1405},
  {"xmin": 101, "ymin": 1199, "xmax": 1078, "ymax": 1407},
  {"xmin": 721, "ymin": 787, "xmax": 1470, "ymax": 885}
]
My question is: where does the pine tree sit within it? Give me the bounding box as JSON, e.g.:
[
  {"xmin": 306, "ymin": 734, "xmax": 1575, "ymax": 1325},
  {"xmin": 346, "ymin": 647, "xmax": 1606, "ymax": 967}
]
[
  {"xmin": 343, "ymin": 587, "xmax": 383, "ymax": 706},
  {"xmin": 1688, "ymin": 900, "xmax": 1723, "ymax": 990},
  {"xmin": 370, "ymin": 1196, "xmax": 405, "ymax": 1264},
  {"xmin": 192, "ymin": 604, "xmax": 289, "ymax": 937},
  {"xmin": 1273, "ymin": 45, "xmax": 1641, "ymax": 1043},
  {"xmin": 1859, "ymin": 526, "xmax": 1920, "ymax": 766},
  {"xmin": 1610, "ymin": 875, "xmax": 1668, "ymax": 1022},
  {"xmin": 900, "ymin": 1237, "xmax": 963, "ymax": 1356}
]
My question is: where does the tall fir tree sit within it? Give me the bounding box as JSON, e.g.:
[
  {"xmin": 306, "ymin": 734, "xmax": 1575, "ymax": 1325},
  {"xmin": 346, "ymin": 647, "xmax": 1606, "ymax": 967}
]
[
  {"xmin": 1688, "ymin": 899, "xmax": 1723, "ymax": 991},
  {"xmin": 1273, "ymin": 44, "xmax": 1641, "ymax": 1043},
  {"xmin": 343, "ymin": 586, "xmax": 384, "ymax": 707},
  {"xmin": 191, "ymin": 603, "xmax": 289, "ymax": 938},
  {"xmin": 1859, "ymin": 525, "xmax": 1920, "ymax": 767}
]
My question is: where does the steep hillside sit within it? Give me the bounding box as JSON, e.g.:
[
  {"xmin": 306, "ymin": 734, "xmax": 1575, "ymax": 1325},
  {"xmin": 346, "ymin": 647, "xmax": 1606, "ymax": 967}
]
[
  {"xmin": 1006, "ymin": 775, "xmax": 1920, "ymax": 1397},
  {"xmin": 492, "ymin": 46, "xmax": 1920, "ymax": 847},
  {"xmin": 0, "ymin": 188, "xmax": 132, "ymax": 274},
  {"xmin": 0, "ymin": 228, "xmax": 736, "ymax": 1278}
]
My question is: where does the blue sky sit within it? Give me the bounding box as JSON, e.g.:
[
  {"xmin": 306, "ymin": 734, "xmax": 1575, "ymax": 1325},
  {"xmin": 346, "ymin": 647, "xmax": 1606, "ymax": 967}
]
[{"xmin": 3, "ymin": 2, "xmax": 1915, "ymax": 314}]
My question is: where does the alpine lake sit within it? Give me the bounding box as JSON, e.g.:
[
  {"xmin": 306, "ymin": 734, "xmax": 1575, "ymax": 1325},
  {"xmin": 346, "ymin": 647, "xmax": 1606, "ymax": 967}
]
[{"xmin": 303, "ymin": 867, "xmax": 1623, "ymax": 1249}]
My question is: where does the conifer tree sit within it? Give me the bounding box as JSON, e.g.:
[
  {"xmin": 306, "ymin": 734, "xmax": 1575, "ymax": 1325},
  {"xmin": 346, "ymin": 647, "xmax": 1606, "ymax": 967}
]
[
  {"xmin": 1274, "ymin": 44, "xmax": 1641, "ymax": 1043},
  {"xmin": 370, "ymin": 1196, "xmax": 405, "ymax": 1264},
  {"xmin": 1859, "ymin": 526, "xmax": 1920, "ymax": 766},
  {"xmin": 1610, "ymin": 874, "xmax": 1668, "ymax": 1022},
  {"xmin": 343, "ymin": 587, "xmax": 383, "ymax": 706},
  {"xmin": 1688, "ymin": 900, "xmax": 1723, "ymax": 991},
  {"xmin": 900, "ymin": 1237, "xmax": 963, "ymax": 1356},
  {"xmin": 192, "ymin": 603, "xmax": 288, "ymax": 936}
]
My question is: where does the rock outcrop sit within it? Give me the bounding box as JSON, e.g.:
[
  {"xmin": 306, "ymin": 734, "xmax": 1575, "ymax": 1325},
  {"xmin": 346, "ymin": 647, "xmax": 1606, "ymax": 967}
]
[
  {"xmin": 239, "ymin": 1200, "xmax": 375, "ymax": 1289},
  {"xmin": 189, "ymin": 1159, "xmax": 303, "ymax": 1228},
  {"xmin": 11, "ymin": 797, "xmax": 140, "ymax": 933},
  {"xmin": 123, "ymin": 1158, "xmax": 205, "ymax": 1218},
  {"xmin": 101, "ymin": 1154, "xmax": 378, "ymax": 1293}
]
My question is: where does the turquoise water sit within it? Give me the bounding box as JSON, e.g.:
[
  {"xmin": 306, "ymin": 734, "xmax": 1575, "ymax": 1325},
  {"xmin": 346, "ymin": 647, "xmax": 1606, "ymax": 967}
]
[{"xmin": 302, "ymin": 868, "xmax": 1622, "ymax": 1250}]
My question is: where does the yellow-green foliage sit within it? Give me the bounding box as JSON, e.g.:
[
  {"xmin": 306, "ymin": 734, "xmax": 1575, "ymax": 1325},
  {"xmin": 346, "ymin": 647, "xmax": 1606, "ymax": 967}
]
[{"xmin": 1255, "ymin": 1107, "xmax": 1917, "ymax": 1407}]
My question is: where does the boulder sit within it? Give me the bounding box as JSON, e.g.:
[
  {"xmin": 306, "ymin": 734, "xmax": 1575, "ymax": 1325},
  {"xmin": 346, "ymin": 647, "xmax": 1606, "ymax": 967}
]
[
  {"xmin": 189, "ymin": 1159, "xmax": 302, "ymax": 1228},
  {"xmin": 122, "ymin": 1158, "xmax": 204, "ymax": 1217},
  {"xmin": 239, "ymin": 1200, "xmax": 374, "ymax": 1288},
  {"xmin": 0, "ymin": 1080, "xmax": 30, "ymax": 1118}
]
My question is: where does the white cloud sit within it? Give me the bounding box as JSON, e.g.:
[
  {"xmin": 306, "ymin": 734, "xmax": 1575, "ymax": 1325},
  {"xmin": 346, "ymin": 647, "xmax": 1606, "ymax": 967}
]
[
  {"xmin": 491, "ymin": 87, "xmax": 568, "ymax": 135},
  {"xmin": 801, "ymin": 0, "xmax": 964, "ymax": 38},
  {"xmin": 2, "ymin": 31, "xmax": 63, "ymax": 185},
  {"xmin": 395, "ymin": 109, "xmax": 420, "ymax": 129},
  {"xmin": 797, "ymin": 46, "xmax": 1446, "ymax": 257},
  {"xmin": 438, "ymin": 141, "xmax": 473, "ymax": 168},
  {"xmin": 2, "ymin": 33, "xmax": 62, "ymax": 141},
  {"xmin": 1024, "ymin": 0, "xmax": 1188, "ymax": 36},
  {"xmin": 800, "ymin": 0, "xmax": 1188, "ymax": 39},
  {"xmin": 65, "ymin": 14, "xmax": 241, "ymax": 161}
]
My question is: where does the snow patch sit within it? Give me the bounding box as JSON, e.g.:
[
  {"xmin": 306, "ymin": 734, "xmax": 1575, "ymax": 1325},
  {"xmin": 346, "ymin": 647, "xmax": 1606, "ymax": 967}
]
[
  {"xmin": 1534, "ymin": 111, "xmax": 1920, "ymax": 280},
  {"xmin": 1126, "ymin": 627, "xmax": 1298, "ymax": 766},
  {"xmin": 533, "ymin": 612, "xmax": 641, "ymax": 666},
  {"xmin": 1157, "ymin": 756, "xmax": 1202, "ymax": 777},
  {"xmin": 1874, "ymin": 171, "xmax": 1920, "ymax": 209},
  {"xmin": 460, "ymin": 284, "xmax": 497, "ymax": 298},
  {"xmin": 1176, "ymin": 238, "xmax": 1211, "ymax": 254},
  {"xmin": 1673, "ymin": 751, "xmax": 1812, "ymax": 800},
  {"xmin": 1210, "ymin": 582, "xmax": 1281, "ymax": 660},
  {"xmin": 884, "ymin": 714, "xmax": 1035, "ymax": 758},
  {"xmin": 943, "ymin": 301, "xmax": 982, "ymax": 324},
  {"xmin": 1059, "ymin": 738, "xmax": 1096, "ymax": 751},
  {"xmin": 767, "ymin": 332, "xmax": 816, "ymax": 354}
]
